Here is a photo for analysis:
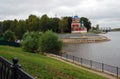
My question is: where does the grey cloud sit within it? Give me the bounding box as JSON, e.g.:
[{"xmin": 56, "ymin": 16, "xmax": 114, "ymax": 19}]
[{"xmin": 0, "ymin": 0, "xmax": 120, "ymax": 28}]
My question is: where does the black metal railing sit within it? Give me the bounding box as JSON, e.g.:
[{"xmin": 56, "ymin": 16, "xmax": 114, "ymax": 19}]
[
  {"xmin": 0, "ymin": 56, "xmax": 35, "ymax": 79},
  {"xmin": 61, "ymin": 53, "xmax": 120, "ymax": 77}
]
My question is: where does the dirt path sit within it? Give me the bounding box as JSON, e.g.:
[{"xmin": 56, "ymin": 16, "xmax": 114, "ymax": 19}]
[{"xmin": 46, "ymin": 54, "xmax": 119, "ymax": 79}]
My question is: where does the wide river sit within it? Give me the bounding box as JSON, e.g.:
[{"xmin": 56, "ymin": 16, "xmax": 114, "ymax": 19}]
[{"xmin": 64, "ymin": 32, "xmax": 120, "ymax": 67}]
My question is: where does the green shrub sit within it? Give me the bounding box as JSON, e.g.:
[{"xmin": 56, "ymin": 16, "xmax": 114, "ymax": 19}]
[
  {"xmin": 21, "ymin": 31, "xmax": 63, "ymax": 54},
  {"xmin": 4, "ymin": 30, "xmax": 16, "ymax": 42},
  {"xmin": 0, "ymin": 36, "xmax": 6, "ymax": 41},
  {"xmin": 40, "ymin": 30, "xmax": 63, "ymax": 55},
  {"xmin": 21, "ymin": 32, "xmax": 41, "ymax": 53}
]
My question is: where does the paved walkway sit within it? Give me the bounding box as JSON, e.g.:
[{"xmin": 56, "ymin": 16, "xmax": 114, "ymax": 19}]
[{"xmin": 46, "ymin": 54, "xmax": 119, "ymax": 79}]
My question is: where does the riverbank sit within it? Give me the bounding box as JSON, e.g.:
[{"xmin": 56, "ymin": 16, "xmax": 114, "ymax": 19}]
[
  {"xmin": 59, "ymin": 33, "xmax": 110, "ymax": 43},
  {"xmin": 0, "ymin": 46, "xmax": 107, "ymax": 79},
  {"xmin": 47, "ymin": 54, "xmax": 118, "ymax": 79}
]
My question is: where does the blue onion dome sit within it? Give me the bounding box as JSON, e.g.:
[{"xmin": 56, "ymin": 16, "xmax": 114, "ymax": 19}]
[{"xmin": 72, "ymin": 15, "xmax": 79, "ymax": 18}]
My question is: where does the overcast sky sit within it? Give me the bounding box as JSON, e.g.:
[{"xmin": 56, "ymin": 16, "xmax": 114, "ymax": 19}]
[{"xmin": 0, "ymin": 0, "xmax": 120, "ymax": 28}]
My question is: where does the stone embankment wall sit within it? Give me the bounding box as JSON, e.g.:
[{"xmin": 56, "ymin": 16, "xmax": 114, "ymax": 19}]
[{"xmin": 61, "ymin": 36, "xmax": 110, "ymax": 43}]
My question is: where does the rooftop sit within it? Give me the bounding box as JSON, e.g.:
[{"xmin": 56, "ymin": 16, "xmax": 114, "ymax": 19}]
[{"xmin": 73, "ymin": 15, "xmax": 79, "ymax": 18}]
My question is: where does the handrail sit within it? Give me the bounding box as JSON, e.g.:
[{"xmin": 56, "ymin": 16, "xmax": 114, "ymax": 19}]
[{"xmin": 0, "ymin": 56, "xmax": 35, "ymax": 79}]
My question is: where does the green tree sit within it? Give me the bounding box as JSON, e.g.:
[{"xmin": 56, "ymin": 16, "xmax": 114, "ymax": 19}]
[
  {"xmin": 50, "ymin": 17, "xmax": 60, "ymax": 33},
  {"xmin": 39, "ymin": 14, "xmax": 51, "ymax": 32},
  {"xmin": 67, "ymin": 17, "xmax": 72, "ymax": 33},
  {"xmin": 4, "ymin": 30, "xmax": 16, "ymax": 42},
  {"xmin": 10, "ymin": 19, "xmax": 18, "ymax": 33},
  {"xmin": 2, "ymin": 20, "xmax": 12, "ymax": 33},
  {"xmin": 16, "ymin": 20, "xmax": 27, "ymax": 39},
  {"xmin": 80, "ymin": 17, "xmax": 91, "ymax": 32},
  {"xmin": 26, "ymin": 15, "xmax": 40, "ymax": 32},
  {"xmin": 40, "ymin": 30, "xmax": 63, "ymax": 54},
  {"xmin": 21, "ymin": 32, "xmax": 41, "ymax": 53},
  {"xmin": 59, "ymin": 18, "xmax": 68, "ymax": 33},
  {"xmin": 96, "ymin": 24, "xmax": 99, "ymax": 31},
  {"xmin": 0, "ymin": 22, "xmax": 3, "ymax": 37}
]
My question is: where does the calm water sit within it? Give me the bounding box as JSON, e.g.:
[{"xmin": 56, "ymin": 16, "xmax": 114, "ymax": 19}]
[{"xmin": 64, "ymin": 32, "xmax": 120, "ymax": 67}]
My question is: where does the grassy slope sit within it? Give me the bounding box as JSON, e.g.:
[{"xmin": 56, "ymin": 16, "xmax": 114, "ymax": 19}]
[{"xmin": 0, "ymin": 46, "xmax": 107, "ymax": 79}]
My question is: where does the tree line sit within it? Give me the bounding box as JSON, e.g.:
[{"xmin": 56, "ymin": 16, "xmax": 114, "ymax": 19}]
[{"xmin": 0, "ymin": 14, "xmax": 91, "ymax": 41}]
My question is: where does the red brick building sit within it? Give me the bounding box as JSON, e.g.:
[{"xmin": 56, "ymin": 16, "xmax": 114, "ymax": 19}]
[{"xmin": 71, "ymin": 16, "xmax": 87, "ymax": 33}]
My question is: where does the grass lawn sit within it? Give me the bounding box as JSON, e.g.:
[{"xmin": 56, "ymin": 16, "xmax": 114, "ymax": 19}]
[{"xmin": 0, "ymin": 46, "xmax": 107, "ymax": 79}]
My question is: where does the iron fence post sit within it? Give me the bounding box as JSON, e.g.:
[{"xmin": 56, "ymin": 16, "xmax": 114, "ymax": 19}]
[
  {"xmin": 90, "ymin": 60, "xmax": 92, "ymax": 68},
  {"xmin": 66, "ymin": 54, "xmax": 68, "ymax": 60},
  {"xmin": 102, "ymin": 63, "xmax": 104, "ymax": 72},
  {"xmin": 11, "ymin": 58, "xmax": 21, "ymax": 79},
  {"xmin": 81, "ymin": 58, "xmax": 82, "ymax": 65},
  {"xmin": 116, "ymin": 67, "xmax": 118, "ymax": 77},
  {"xmin": 73, "ymin": 56, "xmax": 75, "ymax": 62}
]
